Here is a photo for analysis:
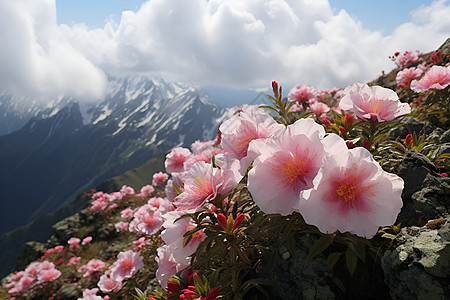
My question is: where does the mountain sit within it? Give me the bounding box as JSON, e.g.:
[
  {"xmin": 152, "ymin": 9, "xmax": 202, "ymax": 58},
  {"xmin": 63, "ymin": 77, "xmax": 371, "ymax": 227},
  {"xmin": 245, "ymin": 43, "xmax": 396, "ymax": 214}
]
[{"xmin": 0, "ymin": 76, "xmax": 232, "ymax": 234}]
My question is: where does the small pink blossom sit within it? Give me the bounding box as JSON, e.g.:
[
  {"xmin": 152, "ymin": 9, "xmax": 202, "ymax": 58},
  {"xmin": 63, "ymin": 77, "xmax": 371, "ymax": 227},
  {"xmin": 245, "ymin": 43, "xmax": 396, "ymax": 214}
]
[
  {"xmin": 129, "ymin": 205, "xmax": 165, "ymax": 235},
  {"xmin": 68, "ymin": 257, "xmax": 81, "ymax": 265},
  {"xmin": 155, "ymin": 244, "xmax": 190, "ymax": 288},
  {"xmin": 220, "ymin": 106, "xmax": 284, "ymax": 166},
  {"xmin": 120, "ymin": 185, "xmax": 135, "ymax": 195},
  {"xmin": 82, "ymin": 236, "xmax": 93, "ymax": 245},
  {"xmin": 396, "ymin": 67, "xmax": 423, "ymax": 88},
  {"xmin": 161, "ymin": 213, "xmax": 206, "ymax": 258},
  {"xmin": 98, "ymin": 272, "xmax": 123, "ymax": 293},
  {"xmin": 115, "ymin": 221, "xmax": 129, "ymax": 232},
  {"xmin": 339, "ymin": 83, "xmax": 411, "ymax": 122},
  {"xmin": 139, "ymin": 184, "xmax": 155, "ymax": 197},
  {"xmin": 174, "ymin": 161, "xmax": 239, "ymax": 212},
  {"xmin": 37, "ymin": 268, "xmax": 61, "ymax": 283},
  {"xmin": 310, "ymin": 101, "xmax": 330, "ymax": 118},
  {"xmin": 395, "ymin": 50, "xmax": 421, "ymax": 67},
  {"xmin": 411, "ymin": 65, "xmax": 450, "ymax": 93},
  {"xmin": 288, "ymin": 84, "xmax": 317, "ymax": 104},
  {"xmin": 165, "ymin": 147, "xmax": 192, "ymax": 174},
  {"xmin": 110, "ymin": 250, "xmax": 144, "ymax": 281},
  {"xmin": 108, "ymin": 203, "xmax": 118, "ymax": 209},
  {"xmin": 121, "ymin": 207, "xmax": 135, "ymax": 219},
  {"xmin": 300, "ymin": 139, "xmax": 404, "ymax": 238},
  {"xmin": 67, "ymin": 237, "xmax": 81, "ymax": 248},
  {"xmin": 90, "ymin": 199, "xmax": 108, "ymax": 212},
  {"xmin": 152, "ymin": 172, "xmax": 169, "ymax": 186}
]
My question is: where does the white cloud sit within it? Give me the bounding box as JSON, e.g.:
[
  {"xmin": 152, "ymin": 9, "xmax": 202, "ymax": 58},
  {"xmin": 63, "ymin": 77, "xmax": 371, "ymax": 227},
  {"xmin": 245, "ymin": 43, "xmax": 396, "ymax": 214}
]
[
  {"xmin": 1, "ymin": 0, "xmax": 449, "ymax": 102},
  {"xmin": 0, "ymin": 0, "xmax": 107, "ymax": 102}
]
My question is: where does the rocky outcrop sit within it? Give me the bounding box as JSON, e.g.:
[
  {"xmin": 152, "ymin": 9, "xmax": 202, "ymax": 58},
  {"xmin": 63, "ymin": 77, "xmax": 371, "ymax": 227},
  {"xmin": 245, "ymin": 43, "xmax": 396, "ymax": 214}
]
[
  {"xmin": 381, "ymin": 217, "xmax": 450, "ymax": 299},
  {"xmin": 14, "ymin": 241, "xmax": 46, "ymax": 271},
  {"xmin": 396, "ymin": 151, "xmax": 450, "ymax": 226}
]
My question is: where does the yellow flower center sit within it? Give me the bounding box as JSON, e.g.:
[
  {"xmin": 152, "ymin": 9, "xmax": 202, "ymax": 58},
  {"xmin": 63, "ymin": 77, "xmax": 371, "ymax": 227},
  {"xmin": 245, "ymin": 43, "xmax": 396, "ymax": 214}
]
[
  {"xmin": 336, "ymin": 183, "xmax": 359, "ymax": 204},
  {"xmin": 280, "ymin": 156, "xmax": 307, "ymax": 183}
]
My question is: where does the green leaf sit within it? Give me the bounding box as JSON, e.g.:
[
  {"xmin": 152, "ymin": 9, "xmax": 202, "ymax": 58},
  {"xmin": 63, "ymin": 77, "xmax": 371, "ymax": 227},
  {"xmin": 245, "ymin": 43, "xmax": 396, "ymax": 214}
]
[
  {"xmin": 306, "ymin": 234, "xmax": 335, "ymax": 262},
  {"xmin": 173, "ymin": 183, "xmax": 182, "ymax": 195},
  {"xmin": 326, "ymin": 252, "xmax": 342, "ymax": 269},
  {"xmin": 182, "ymin": 235, "xmax": 192, "ymax": 248},
  {"xmin": 346, "ymin": 247, "xmax": 358, "ymax": 276}
]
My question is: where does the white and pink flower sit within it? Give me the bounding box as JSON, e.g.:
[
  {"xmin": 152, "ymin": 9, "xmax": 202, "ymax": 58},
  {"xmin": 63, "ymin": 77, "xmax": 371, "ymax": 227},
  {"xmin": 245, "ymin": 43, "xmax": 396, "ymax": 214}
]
[
  {"xmin": 152, "ymin": 172, "xmax": 169, "ymax": 186},
  {"xmin": 155, "ymin": 244, "xmax": 190, "ymax": 288},
  {"xmin": 165, "ymin": 147, "xmax": 192, "ymax": 174},
  {"xmin": 110, "ymin": 250, "xmax": 144, "ymax": 281},
  {"xmin": 300, "ymin": 139, "xmax": 404, "ymax": 238},
  {"xmin": 247, "ymin": 119, "xmax": 327, "ymax": 215},
  {"xmin": 98, "ymin": 272, "xmax": 123, "ymax": 293},
  {"xmin": 288, "ymin": 84, "xmax": 317, "ymax": 104},
  {"xmin": 411, "ymin": 65, "xmax": 450, "ymax": 93},
  {"xmin": 339, "ymin": 83, "xmax": 411, "ymax": 122},
  {"xmin": 173, "ymin": 161, "xmax": 239, "ymax": 212},
  {"xmin": 396, "ymin": 67, "xmax": 423, "ymax": 88}
]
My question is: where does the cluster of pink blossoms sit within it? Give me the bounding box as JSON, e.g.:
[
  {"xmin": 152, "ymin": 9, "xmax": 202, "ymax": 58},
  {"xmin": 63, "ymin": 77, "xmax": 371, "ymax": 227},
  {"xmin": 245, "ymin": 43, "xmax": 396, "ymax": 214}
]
[
  {"xmin": 411, "ymin": 65, "xmax": 450, "ymax": 93},
  {"xmin": 6, "ymin": 261, "xmax": 61, "ymax": 294},
  {"xmin": 394, "ymin": 50, "xmax": 422, "ymax": 67}
]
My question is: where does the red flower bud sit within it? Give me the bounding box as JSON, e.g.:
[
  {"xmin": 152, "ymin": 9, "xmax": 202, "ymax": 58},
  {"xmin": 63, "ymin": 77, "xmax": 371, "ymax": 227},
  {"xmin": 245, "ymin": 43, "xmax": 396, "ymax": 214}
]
[
  {"xmin": 321, "ymin": 118, "xmax": 331, "ymax": 126},
  {"xmin": 441, "ymin": 173, "xmax": 448, "ymax": 177},
  {"xmin": 232, "ymin": 214, "xmax": 245, "ymax": 231},
  {"xmin": 167, "ymin": 281, "xmax": 182, "ymax": 293},
  {"xmin": 207, "ymin": 287, "xmax": 220, "ymax": 300},
  {"xmin": 405, "ymin": 134, "xmax": 413, "ymax": 148},
  {"xmin": 217, "ymin": 213, "xmax": 228, "ymax": 230},
  {"xmin": 345, "ymin": 113, "xmax": 353, "ymax": 126},
  {"xmin": 346, "ymin": 140, "xmax": 354, "ymax": 149},
  {"xmin": 431, "ymin": 51, "xmax": 443, "ymax": 64},
  {"xmin": 394, "ymin": 52, "xmax": 400, "ymax": 57},
  {"xmin": 362, "ymin": 140, "xmax": 370, "ymax": 151},
  {"xmin": 272, "ymin": 81, "xmax": 279, "ymax": 98},
  {"xmin": 339, "ymin": 126, "xmax": 347, "ymax": 138}
]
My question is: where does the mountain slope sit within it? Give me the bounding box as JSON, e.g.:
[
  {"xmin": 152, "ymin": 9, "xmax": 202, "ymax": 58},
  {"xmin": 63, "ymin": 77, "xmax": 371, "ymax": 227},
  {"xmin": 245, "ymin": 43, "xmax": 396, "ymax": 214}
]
[{"xmin": 0, "ymin": 77, "xmax": 230, "ymax": 234}]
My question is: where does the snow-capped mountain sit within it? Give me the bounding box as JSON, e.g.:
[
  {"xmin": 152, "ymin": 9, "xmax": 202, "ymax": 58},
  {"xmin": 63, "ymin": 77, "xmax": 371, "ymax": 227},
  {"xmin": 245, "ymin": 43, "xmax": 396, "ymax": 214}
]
[{"xmin": 0, "ymin": 76, "xmax": 236, "ymax": 234}]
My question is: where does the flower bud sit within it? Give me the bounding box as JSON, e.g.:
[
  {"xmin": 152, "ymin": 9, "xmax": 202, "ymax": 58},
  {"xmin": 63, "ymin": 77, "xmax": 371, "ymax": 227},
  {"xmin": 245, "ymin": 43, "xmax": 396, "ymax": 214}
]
[
  {"xmin": 232, "ymin": 214, "xmax": 245, "ymax": 231},
  {"xmin": 362, "ymin": 140, "xmax": 370, "ymax": 151},
  {"xmin": 405, "ymin": 134, "xmax": 413, "ymax": 148},
  {"xmin": 431, "ymin": 51, "xmax": 443, "ymax": 64},
  {"xmin": 345, "ymin": 113, "xmax": 353, "ymax": 127},
  {"xmin": 167, "ymin": 281, "xmax": 182, "ymax": 293},
  {"xmin": 207, "ymin": 287, "xmax": 220, "ymax": 300},
  {"xmin": 339, "ymin": 126, "xmax": 347, "ymax": 138},
  {"xmin": 321, "ymin": 118, "xmax": 331, "ymax": 126},
  {"xmin": 346, "ymin": 140, "xmax": 355, "ymax": 149},
  {"xmin": 272, "ymin": 81, "xmax": 279, "ymax": 98},
  {"xmin": 217, "ymin": 213, "xmax": 228, "ymax": 230}
]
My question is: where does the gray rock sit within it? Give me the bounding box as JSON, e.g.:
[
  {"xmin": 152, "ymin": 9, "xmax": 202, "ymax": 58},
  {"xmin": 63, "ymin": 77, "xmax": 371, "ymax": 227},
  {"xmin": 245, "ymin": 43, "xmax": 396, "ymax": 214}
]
[
  {"xmin": 52, "ymin": 213, "xmax": 82, "ymax": 244},
  {"xmin": 388, "ymin": 117, "xmax": 438, "ymax": 139},
  {"xmin": 381, "ymin": 219, "xmax": 450, "ymax": 299},
  {"xmin": 439, "ymin": 129, "xmax": 450, "ymax": 144},
  {"xmin": 56, "ymin": 283, "xmax": 80, "ymax": 300},
  {"xmin": 397, "ymin": 151, "xmax": 450, "ymax": 226},
  {"xmin": 258, "ymin": 234, "xmax": 336, "ymax": 300}
]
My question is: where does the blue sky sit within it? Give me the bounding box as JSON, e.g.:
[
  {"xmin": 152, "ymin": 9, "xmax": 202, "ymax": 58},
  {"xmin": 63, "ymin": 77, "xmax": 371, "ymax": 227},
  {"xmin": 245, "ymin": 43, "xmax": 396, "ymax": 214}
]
[
  {"xmin": 1, "ymin": 0, "xmax": 448, "ymax": 105},
  {"xmin": 56, "ymin": 0, "xmax": 434, "ymax": 34}
]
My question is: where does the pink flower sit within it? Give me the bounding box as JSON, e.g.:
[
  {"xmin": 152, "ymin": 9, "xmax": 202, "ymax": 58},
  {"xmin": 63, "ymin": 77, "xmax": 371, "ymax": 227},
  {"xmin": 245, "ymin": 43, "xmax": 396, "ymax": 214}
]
[
  {"xmin": 310, "ymin": 101, "xmax": 330, "ymax": 118},
  {"xmin": 165, "ymin": 147, "xmax": 192, "ymax": 174},
  {"xmin": 153, "ymin": 172, "xmax": 169, "ymax": 186},
  {"xmin": 247, "ymin": 119, "xmax": 327, "ymax": 215},
  {"xmin": 396, "ymin": 67, "xmax": 423, "ymax": 88},
  {"xmin": 108, "ymin": 203, "xmax": 118, "ymax": 209},
  {"xmin": 115, "ymin": 221, "xmax": 129, "ymax": 232},
  {"xmin": 68, "ymin": 237, "xmax": 81, "ymax": 248},
  {"xmin": 79, "ymin": 259, "xmax": 107, "ymax": 278},
  {"xmin": 339, "ymin": 83, "xmax": 411, "ymax": 122},
  {"xmin": 411, "ymin": 65, "xmax": 450, "ymax": 93},
  {"xmin": 120, "ymin": 185, "xmax": 135, "ymax": 195},
  {"xmin": 139, "ymin": 184, "xmax": 155, "ymax": 197},
  {"xmin": 121, "ymin": 207, "xmax": 135, "ymax": 219},
  {"xmin": 288, "ymin": 84, "xmax": 316, "ymax": 104},
  {"xmin": 219, "ymin": 106, "xmax": 284, "ymax": 167},
  {"xmin": 110, "ymin": 250, "xmax": 144, "ymax": 281},
  {"xmin": 395, "ymin": 50, "xmax": 421, "ymax": 67},
  {"xmin": 155, "ymin": 244, "xmax": 190, "ymax": 288},
  {"xmin": 98, "ymin": 272, "xmax": 123, "ymax": 293},
  {"xmin": 174, "ymin": 161, "xmax": 239, "ymax": 212},
  {"xmin": 129, "ymin": 206, "xmax": 165, "ymax": 235},
  {"xmin": 299, "ymin": 139, "xmax": 404, "ymax": 238},
  {"xmin": 82, "ymin": 236, "xmax": 93, "ymax": 245},
  {"xmin": 68, "ymin": 257, "xmax": 81, "ymax": 265},
  {"xmin": 90, "ymin": 199, "xmax": 108, "ymax": 212},
  {"xmin": 37, "ymin": 268, "xmax": 61, "ymax": 283},
  {"xmin": 161, "ymin": 213, "xmax": 206, "ymax": 258},
  {"xmin": 25, "ymin": 262, "xmax": 41, "ymax": 275}
]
